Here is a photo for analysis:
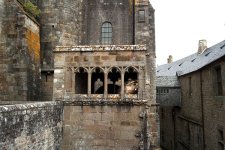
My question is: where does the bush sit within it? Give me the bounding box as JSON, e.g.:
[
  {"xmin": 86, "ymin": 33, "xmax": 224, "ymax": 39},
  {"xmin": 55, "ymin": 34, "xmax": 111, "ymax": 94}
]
[{"xmin": 23, "ymin": 1, "xmax": 41, "ymax": 19}]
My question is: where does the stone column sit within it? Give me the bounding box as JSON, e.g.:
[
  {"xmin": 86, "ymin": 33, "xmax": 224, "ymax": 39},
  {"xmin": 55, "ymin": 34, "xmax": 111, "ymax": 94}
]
[
  {"xmin": 121, "ymin": 70, "xmax": 125, "ymax": 99},
  {"xmin": 138, "ymin": 67, "xmax": 146, "ymax": 99},
  {"xmin": 104, "ymin": 72, "xmax": 108, "ymax": 98},
  {"xmin": 88, "ymin": 71, "xmax": 91, "ymax": 97},
  {"xmin": 72, "ymin": 68, "xmax": 75, "ymax": 94}
]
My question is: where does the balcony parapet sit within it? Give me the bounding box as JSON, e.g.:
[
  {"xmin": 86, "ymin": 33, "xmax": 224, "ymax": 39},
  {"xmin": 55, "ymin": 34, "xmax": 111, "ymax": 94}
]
[{"xmin": 55, "ymin": 45, "xmax": 146, "ymax": 52}]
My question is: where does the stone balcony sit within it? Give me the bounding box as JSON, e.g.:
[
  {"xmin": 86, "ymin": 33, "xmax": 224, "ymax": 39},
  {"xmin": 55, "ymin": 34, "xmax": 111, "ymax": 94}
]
[{"xmin": 53, "ymin": 44, "xmax": 148, "ymax": 102}]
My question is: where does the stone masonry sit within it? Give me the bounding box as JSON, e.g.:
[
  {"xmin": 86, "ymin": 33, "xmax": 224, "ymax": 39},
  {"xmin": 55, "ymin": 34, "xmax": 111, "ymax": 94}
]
[
  {"xmin": 157, "ymin": 40, "xmax": 225, "ymax": 150},
  {"xmin": 63, "ymin": 104, "xmax": 147, "ymax": 150},
  {"xmin": 0, "ymin": 0, "xmax": 159, "ymax": 149},
  {"xmin": 0, "ymin": 101, "xmax": 63, "ymax": 150},
  {"xmin": 53, "ymin": 45, "xmax": 159, "ymax": 149},
  {"xmin": 0, "ymin": 0, "xmax": 41, "ymax": 101}
]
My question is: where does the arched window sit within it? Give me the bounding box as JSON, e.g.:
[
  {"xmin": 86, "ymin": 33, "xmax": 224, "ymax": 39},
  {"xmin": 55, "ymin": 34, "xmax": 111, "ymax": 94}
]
[
  {"xmin": 107, "ymin": 67, "xmax": 121, "ymax": 94},
  {"xmin": 101, "ymin": 22, "xmax": 112, "ymax": 44},
  {"xmin": 75, "ymin": 67, "xmax": 88, "ymax": 94},
  {"xmin": 124, "ymin": 67, "xmax": 138, "ymax": 95},
  {"xmin": 91, "ymin": 67, "xmax": 104, "ymax": 94}
]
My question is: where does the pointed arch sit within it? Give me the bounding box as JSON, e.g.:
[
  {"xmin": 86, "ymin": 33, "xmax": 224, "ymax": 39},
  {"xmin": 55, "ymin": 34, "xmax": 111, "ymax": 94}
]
[
  {"xmin": 75, "ymin": 67, "xmax": 88, "ymax": 94},
  {"xmin": 124, "ymin": 66, "xmax": 138, "ymax": 94},
  {"xmin": 91, "ymin": 67, "xmax": 104, "ymax": 94},
  {"xmin": 107, "ymin": 67, "xmax": 121, "ymax": 94}
]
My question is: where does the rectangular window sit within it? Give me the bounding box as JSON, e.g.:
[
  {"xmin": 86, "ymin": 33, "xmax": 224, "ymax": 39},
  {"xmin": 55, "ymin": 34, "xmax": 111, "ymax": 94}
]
[
  {"xmin": 214, "ymin": 66, "xmax": 223, "ymax": 96},
  {"xmin": 156, "ymin": 89, "xmax": 159, "ymax": 94},
  {"xmin": 189, "ymin": 76, "xmax": 192, "ymax": 97},
  {"xmin": 138, "ymin": 10, "xmax": 145, "ymax": 22}
]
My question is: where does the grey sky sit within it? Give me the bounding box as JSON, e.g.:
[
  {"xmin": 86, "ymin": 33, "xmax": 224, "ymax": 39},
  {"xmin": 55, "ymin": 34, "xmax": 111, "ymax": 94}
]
[{"xmin": 151, "ymin": 0, "xmax": 225, "ymax": 65}]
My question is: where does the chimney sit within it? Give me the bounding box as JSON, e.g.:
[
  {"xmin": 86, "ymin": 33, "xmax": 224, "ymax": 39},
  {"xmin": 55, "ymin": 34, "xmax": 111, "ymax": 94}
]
[
  {"xmin": 167, "ymin": 55, "xmax": 173, "ymax": 64},
  {"xmin": 198, "ymin": 39, "xmax": 207, "ymax": 54}
]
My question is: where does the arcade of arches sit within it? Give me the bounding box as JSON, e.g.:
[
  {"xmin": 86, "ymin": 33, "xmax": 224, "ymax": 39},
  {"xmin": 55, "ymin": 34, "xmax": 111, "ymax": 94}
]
[{"xmin": 66, "ymin": 66, "xmax": 142, "ymax": 98}]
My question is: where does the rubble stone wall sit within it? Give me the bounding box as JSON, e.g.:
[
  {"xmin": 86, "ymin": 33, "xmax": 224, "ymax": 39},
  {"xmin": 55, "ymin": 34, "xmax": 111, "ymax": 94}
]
[{"xmin": 0, "ymin": 101, "xmax": 63, "ymax": 150}]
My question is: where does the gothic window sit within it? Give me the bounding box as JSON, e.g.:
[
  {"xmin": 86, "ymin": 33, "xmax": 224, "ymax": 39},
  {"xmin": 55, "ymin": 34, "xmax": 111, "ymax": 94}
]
[
  {"xmin": 101, "ymin": 22, "xmax": 112, "ymax": 44},
  {"xmin": 108, "ymin": 67, "xmax": 121, "ymax": 94},
  {"xmin": 91, "ymin": 67, "xmax": 104, "ymax": 94},
  {"xmin": 75, "ymin": 67, "xmax": 88, "ymax": 94},
  {"xmin": 138, "ymin": 10, "xmax": 145, "ymax": 22},
  {"xmin": 124, "ymin": 67, "xmax": 138, "ymax": 94}
]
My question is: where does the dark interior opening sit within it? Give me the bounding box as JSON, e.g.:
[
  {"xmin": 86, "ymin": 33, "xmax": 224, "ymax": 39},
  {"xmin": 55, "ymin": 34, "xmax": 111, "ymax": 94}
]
[
  {"xmin": 108, "ymin": 68, "xmax": 121, "ymax": 94},
  {"xmin": 75, "ymin": 68, "xmax": 88, "ymax": 94},
  {"xmin": 124, "ymin": 67, "xmax": 138, "ymax": 94},
  {"xmin": 91, "ymin": 68, "xmax": 104, "ymax": 94}
]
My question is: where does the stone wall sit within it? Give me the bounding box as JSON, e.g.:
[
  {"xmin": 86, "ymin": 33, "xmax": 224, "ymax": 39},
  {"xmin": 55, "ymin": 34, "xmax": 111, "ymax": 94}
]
[
  {"xmin": 202, "ymin": 58, "xmax": 225, "ymax": 150},
  {"xmin": 179, "ymin": 72, "xmax": 203, "ymax": 122},
  {"xmin": 38, "ymin": 0, "xmax": 83, "ymax": 68},
  {"xmin": 159, "ymin": 57, "xmax": 225, "ymax": 150},
  {"xmin": 53, "ymin": 45, "xmax": 159, "ymax": 149},
  {"xmin": 40, "ymin": 72, "xmax": 54, "ymax": 101},
  {"xmin": 135, "ymin": 0, "xmax": 156, "ymax": 102},
  {"xmin": 0, "ymin": 0, "xmax": 40, "ymax": 101},
  {"xmin": 0, "ymin": 101, "xmax": 63, "ymax": 150},
  {"xmin": 83, "ymin": 0, "xmax": 133, "ymax": 45},
  {"xmin": 159, "ymin": 106, "xmax": 175, "ymax": 150},
  {"xmin": 62, "ymin": 104, "xmax": 148, "ymax": 150},
  {"xmin": 38, "ymin": 0, "xmax": 84, "ymax": 101},
  {"xmin": 172, "ymin": 72, "xmax": 204, "ymax": 150}
]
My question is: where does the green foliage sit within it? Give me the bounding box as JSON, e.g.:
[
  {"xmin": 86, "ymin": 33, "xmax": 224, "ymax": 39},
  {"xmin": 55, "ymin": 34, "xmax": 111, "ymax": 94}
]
[{"xmin": 23, "ymin": 1, "xmax": 41, "ymax": 19}]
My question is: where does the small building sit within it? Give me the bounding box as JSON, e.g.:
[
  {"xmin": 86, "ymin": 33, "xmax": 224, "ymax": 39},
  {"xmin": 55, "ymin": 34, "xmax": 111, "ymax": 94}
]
[{"xmin": 157, "ymin": 40, "xmax": 225, "ymax": 150}]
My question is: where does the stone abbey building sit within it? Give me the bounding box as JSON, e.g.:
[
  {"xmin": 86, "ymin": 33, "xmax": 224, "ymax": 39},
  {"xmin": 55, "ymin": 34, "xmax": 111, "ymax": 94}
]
[
  {"xmin": 157, "ymin": 40, "xmax": 225, "ymax": 150},
  {"xmin": 0, "ymin": 0, "xmax": 159, "ymax": 149}
]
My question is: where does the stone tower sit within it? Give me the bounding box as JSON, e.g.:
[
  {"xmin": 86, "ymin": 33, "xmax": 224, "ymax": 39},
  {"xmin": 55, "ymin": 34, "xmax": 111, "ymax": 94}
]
[
  {"xmin": 39, "ymin": 0, "xmax": 158, "ymax": 149},
  {"xmin": 0, "ymin": 0, "xmax": 41, "ymax": 101}
]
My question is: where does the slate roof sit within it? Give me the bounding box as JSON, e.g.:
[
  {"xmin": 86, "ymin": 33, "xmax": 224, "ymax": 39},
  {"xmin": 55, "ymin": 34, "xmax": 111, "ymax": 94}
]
[{"xmin": 157, "ymin": 39, "xmax": 225, "ymax": 77}]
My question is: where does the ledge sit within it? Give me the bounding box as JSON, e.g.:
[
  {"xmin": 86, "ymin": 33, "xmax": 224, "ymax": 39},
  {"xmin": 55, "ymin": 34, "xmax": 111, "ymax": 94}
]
[
  {"xmin": 0, "ymin": 101, "xmax": 62, "ymax": 113},
  {"xmin": 58, "ymin": 99, "xmax": 148, "ymax": 106},
  {"xmin": 55, "ymin": 45, "xmax": 146, "ymax": 52}
]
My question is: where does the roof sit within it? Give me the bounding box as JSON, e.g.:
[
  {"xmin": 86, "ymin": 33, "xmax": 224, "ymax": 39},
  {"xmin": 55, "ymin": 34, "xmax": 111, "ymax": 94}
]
[{"xmin": 157, "ymin": 40, "xmax": 225, "ymax": 77}]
